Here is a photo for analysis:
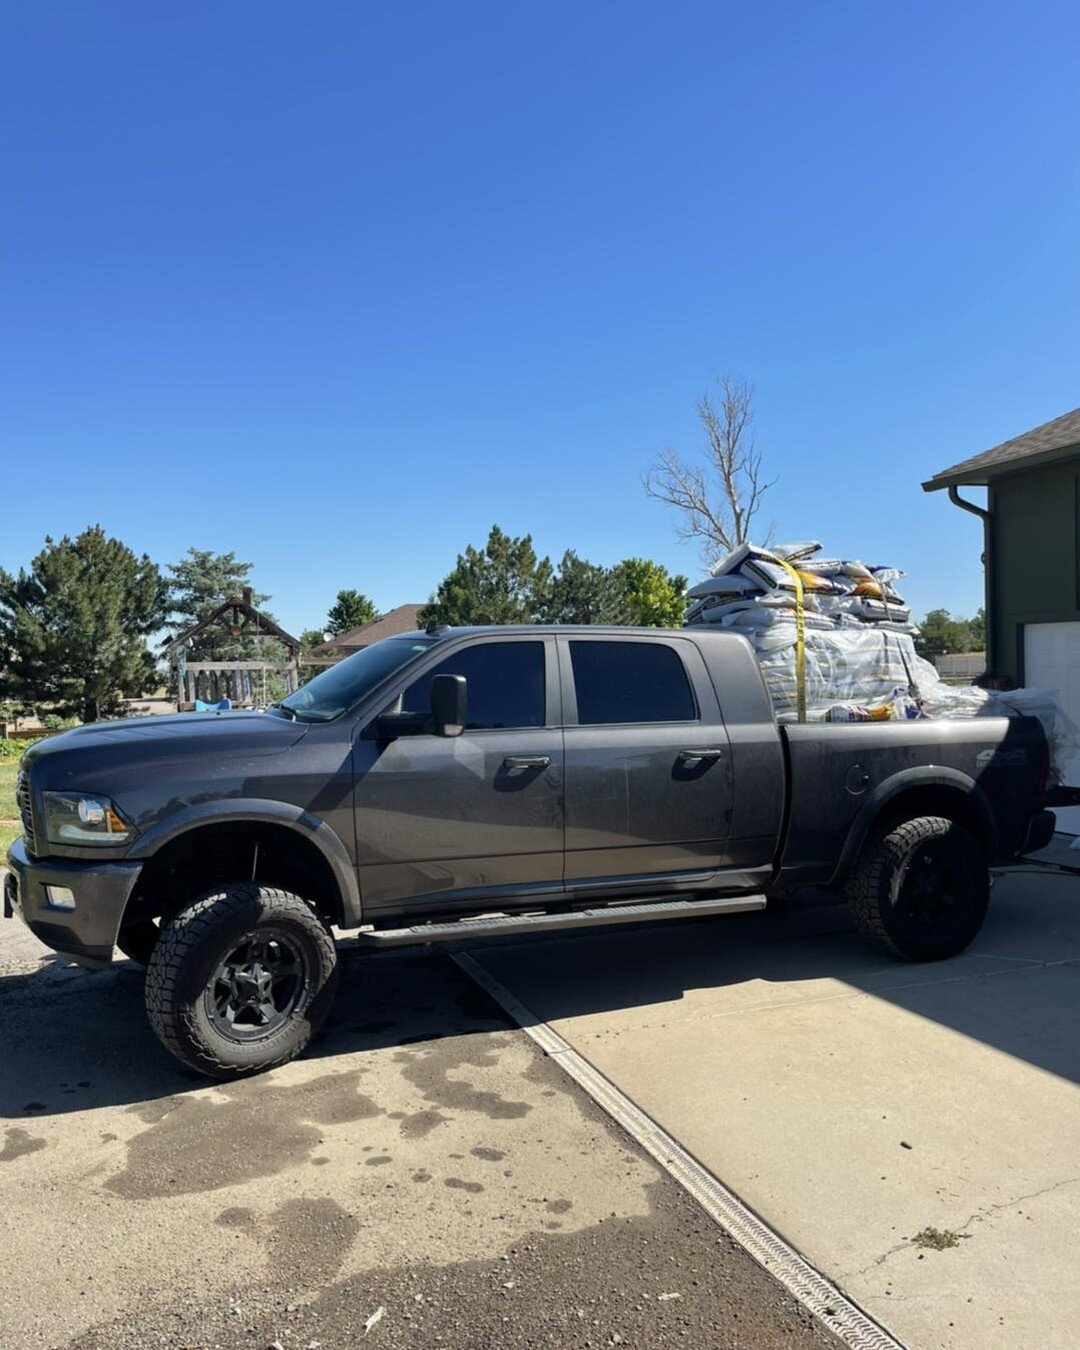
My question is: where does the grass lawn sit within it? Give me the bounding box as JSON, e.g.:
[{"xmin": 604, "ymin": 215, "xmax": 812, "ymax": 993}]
[{"xmin": 0, "ymin": 758, "xmax": 23, "ymax": 856}]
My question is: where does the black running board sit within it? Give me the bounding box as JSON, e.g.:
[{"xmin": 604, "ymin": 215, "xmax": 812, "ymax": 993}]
[{"xmin": 355, "ymin": 893, "xmax": 767, "ymax": 948}]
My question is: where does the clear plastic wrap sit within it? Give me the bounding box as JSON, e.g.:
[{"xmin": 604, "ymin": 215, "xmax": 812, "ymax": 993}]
[{"xmin": 686, "ymin": 538, "xmax": 1079, "ymax": 775}]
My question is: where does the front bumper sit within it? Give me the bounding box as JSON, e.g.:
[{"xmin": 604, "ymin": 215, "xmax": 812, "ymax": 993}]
[{"xmin": 3, "ymin": 836, "xmax": 143, "ymax": 969}]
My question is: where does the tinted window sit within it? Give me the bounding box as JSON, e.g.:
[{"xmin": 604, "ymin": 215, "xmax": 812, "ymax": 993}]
[
  {"xmin": 402, "ymin": 641, "xmax": 545, "ymax": 729},
  {"xmin": 570, "ymin": 640, "xmax": 696, "ymax": 724},
  {"xmin": 278, "ymin": 637, "xmax": 435, "ymax": 722}
]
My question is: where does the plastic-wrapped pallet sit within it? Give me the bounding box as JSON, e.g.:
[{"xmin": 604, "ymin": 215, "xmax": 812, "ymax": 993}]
[
  {"xmin": 683, "ymin": 538, "xmax": 1080, "ymax": 778},
  {"xmin": 717, "ymin": 608, "xmax": 916, "ymax": 718}
]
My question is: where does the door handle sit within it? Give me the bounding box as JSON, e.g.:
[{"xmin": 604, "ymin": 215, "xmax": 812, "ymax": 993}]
[
  {"xmin": 502, "ymin": 754, "xmax": 551, "ymax": 771},
  {"xmin": 677, "ymin": 748, "xmax": 724, "ymax": 763}
]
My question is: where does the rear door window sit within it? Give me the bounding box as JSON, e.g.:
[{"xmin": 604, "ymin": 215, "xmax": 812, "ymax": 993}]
[{"xmin": 570, "ymin": 640, "xmax": 697, "ymax": 724}]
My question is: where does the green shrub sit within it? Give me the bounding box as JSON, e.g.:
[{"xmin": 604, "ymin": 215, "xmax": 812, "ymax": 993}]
[{"xmin": 0, "ymin": 738, "xmax": 43, "ymax": 759}]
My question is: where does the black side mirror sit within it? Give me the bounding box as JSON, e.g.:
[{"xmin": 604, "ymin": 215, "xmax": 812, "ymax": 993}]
[{"xmin": 431, "ymin": 673, "xmax": 466, "ymax": 737}]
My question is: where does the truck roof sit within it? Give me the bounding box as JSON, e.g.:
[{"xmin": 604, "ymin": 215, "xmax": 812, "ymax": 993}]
[{"xmin": 399, "ymin": 624, "xmax": 730, "ymax": 641}]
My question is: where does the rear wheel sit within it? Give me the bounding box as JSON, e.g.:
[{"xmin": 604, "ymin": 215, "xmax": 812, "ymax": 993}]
[
  {"xmin": 144, "ymin": 883, "xmax": 338, "ymax": 1079},
  {"xmin": 845, "ymin": 814, "xmax": 989, "ymax": 961}
]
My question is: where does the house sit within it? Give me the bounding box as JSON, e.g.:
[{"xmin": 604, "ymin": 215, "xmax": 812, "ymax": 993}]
[
  {"xmin": 924, "ymin": 406, "xmax": 1080, "ymax": 816},
  {"xmin": 311, "ymin": 604, "xmax": 425, "ymax": 660}
]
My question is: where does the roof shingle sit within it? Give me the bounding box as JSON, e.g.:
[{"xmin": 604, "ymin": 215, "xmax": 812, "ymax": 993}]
[
  {"xmin": 924, "ymin": 406, "xmax": 1080, "ymax": 490},
  {"xmin": 312, "ymin": 604, "xmax": 425, "ymax": 654}
]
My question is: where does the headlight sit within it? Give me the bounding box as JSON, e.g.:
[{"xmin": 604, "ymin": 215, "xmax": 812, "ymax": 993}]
[{"xmin": 43, "ymin": 792, "xmax": 135, "ymax": 846}]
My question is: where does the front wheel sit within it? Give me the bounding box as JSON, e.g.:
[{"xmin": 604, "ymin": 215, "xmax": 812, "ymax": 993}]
[
  {"xmin": 844, "ymin": 815, "xmax": 989, "ymax": 961},
  {"xmin": 144, "ymin": 883, "xmax": 339, "ymax": 1079}
]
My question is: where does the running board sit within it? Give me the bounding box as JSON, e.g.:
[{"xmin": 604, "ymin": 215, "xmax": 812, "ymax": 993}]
[{"xmin": 355, "ymin": 893, "xmax": 766, "ymax": 948}]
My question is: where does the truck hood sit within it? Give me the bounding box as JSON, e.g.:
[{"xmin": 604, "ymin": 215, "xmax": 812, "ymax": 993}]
[{"xmin": 22, "ymin": 711, "xmax": 310, "ymax": 789}]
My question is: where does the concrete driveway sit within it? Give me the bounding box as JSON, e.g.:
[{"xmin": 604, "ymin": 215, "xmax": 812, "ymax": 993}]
[
  {"xmin": 466, "ymin": 867, "xmax": 1080, "ymax": 1349},
  {"xmin": 0, "ymin": 923, "xmax": 837, "ymax": 1349}
]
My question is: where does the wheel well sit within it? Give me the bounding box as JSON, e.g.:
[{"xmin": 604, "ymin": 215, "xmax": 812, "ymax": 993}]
[
  {"xmin": 125, "ymin": 823, "xmax": 345, "ymax": 928},
  {"xmin": 834, "ymin": 784, "xmax": 994, "ymax": 888},
  {"xmin": 876, "ymin": 785, "xmax": 993, "ymax": 851}
]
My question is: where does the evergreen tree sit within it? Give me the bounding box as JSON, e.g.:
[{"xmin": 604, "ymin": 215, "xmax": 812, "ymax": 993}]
[
  {"xmin": 540, "ymin": 550, "xmax": 624, "ymax": 624},
  {"xmin": 0, "ymin": 526, "xmax": 164, "ymax": 722},
  {"xmin": 165, "ymin": 548, "xmax": 276, "ymax": 660},
  {"xmin": 326, "ymin": 589, "xmax": 378, "ymax": 635},
  {"xmin": 419, "ymin": 526, "xmax": 553, "ymax": 627}
]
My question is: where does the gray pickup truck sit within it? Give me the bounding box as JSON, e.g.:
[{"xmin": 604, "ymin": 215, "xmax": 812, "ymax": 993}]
[{"xmin": 4, "ymin": 624, "xmax": 1058, "ymax": 1078}]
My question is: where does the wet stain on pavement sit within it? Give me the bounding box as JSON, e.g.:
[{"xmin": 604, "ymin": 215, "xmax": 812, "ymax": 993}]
[
  {"xmin": 471, "ymin": 1146, "xmax": 506, "ymax": 1162},
  {"xmin": 129, "ymin": 1096, "xmax": 185, "ymax": 1125},
  {"xmin": 106, "ymin": 1070, "xmax": 384, "ymax": 1198},
  {"xmin": 366, "ymin": 1155, "xmax": 393, "ymax": 1166},
  {"xmin": 265, "ymin": 1197, "xmax": 360, "ymax": 1283},
  {"xmin": 547, "ymin": 1199, "xmax": 573, "ymax": 1214},
  {"xmin": 215, "ymin": 1206, "xmax": 256, "ymax": 1234},
  {"xmin": 0, "ymin": 1128, "xmax": 47, "ymax": 1162},
  {"xmin": 399, "ymin": 1108, "xmax": 451, "ymax": 1139},
  {"xmin": 67, "ymin": 1182, "xmax": 838, "ymax": 1350},
  {"xmin": 412, "ymin": 1169, "xmax": 433, "ymax": 1183},
  {"xmin": 445, "ymin": 1177, "xmax": 484, "ymax": 1194},
  {"xmin": 399, "ymin": 1036, "xmax": 530, "ymax": 1121}
]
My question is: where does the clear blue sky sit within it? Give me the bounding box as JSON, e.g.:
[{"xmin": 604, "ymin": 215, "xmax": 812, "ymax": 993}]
[{"xmin": 4, "ymin": 1, "xmax": 1080, "ymax": 636}]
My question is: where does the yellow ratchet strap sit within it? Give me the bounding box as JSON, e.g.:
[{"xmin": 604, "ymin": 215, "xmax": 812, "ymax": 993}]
[{"xmin": 767, "ymin": 552, "xmax": 806, "ymax": 723}]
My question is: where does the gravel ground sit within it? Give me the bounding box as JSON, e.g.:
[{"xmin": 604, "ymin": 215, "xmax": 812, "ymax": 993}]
[{"xmin": 69, "ymin": 1181, "xmax": 837, "ymax": 1349}]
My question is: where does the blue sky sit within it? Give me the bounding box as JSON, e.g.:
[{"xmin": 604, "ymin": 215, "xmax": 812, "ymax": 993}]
[{"xmin": 4, "ymin": 1, "xmax": 1080, "ymax": 636}]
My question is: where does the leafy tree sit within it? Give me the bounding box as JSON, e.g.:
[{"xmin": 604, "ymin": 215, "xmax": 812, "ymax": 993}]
[
  {"xmin": 0, "ymin": 526, "xmax": 164, "ymax": 722},
  {"xmin": 613, "ymin": 557, "xmax": 688, "ymax": 627},
  {"xmin": 165, "ymin": 548, "xmax": 276, "ymax": 660},
  {"xmin": 540, "ymin": 550, "xmax": 623, "ymax": 624},
  {"xmin": 914, "ymin": 608, "xmax": 983, "ymax": 659},
  {"xmin": 299, "ymin": 627, "xmax": 328, "ymax": 649},
  {"xmin": 420, "ymin": 526, "xmax": 553, "ymax": 627},
  {"xmin": 326, "ymin": 589, "xmax": 377, "ymax": 636}
]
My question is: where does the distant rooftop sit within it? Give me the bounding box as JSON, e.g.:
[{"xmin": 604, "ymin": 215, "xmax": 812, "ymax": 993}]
[
  {"xmin": 924, "ymin": 406, "xmax": 1080, "ymax": 491},
  {"xmin": 311, "ymin": 604, "xmax": 425, "ymax": 654}
]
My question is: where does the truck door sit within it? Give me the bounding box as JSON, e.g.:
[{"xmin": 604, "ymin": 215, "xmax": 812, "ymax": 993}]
[
  {"xmin": 558, "ymin": 634, "xmax": 734, "ymax": 890},
  {"xmin": 353, "ymin": 636, "xmax": 564, "ymax": 915}
]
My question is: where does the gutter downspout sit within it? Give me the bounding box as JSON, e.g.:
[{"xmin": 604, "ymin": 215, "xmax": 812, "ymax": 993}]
[{"xmin": 946, "ymin": 485, "xmax": 996, "ymax": 684}]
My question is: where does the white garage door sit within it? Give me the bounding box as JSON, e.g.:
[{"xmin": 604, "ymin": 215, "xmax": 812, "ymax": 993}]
[{"xmin": 1024, "ymin": 621, "xmax": 1080, "ymax": 833}]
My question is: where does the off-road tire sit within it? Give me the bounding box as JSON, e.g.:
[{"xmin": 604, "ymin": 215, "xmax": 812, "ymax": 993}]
[
  {"xmin": 116, "ymin": 919, "xmax": 161, "ymax": 967},
  {"xmin": 145, "ymin": 883, "xmax": 338, "ymax": 1079},
  {"xmin": 845, "ymin": 814, "xmax": 989, "ymax": 961}
]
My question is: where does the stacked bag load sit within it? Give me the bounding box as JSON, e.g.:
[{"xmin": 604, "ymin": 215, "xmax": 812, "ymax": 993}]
[
  {"xmin": 684, "ymin": 540, "xmax": 914, "ymax": 632},
  {"xmin": 683, "ymin": 539, "xmax": 1080, "ymax": 777}
]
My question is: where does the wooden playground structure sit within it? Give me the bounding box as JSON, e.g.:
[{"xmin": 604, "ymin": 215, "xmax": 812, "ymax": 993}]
[{"xmin": 164, "ymin": 589, "xmax": 322, "ymax": 710}]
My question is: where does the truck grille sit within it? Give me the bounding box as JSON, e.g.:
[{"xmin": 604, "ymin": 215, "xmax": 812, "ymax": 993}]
[{"xmin": 15, "ymin": 768, "xmax": 35, "ymax": 854}]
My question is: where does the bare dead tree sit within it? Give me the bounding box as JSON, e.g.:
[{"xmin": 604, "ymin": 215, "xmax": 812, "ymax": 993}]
[{"xmin": 643, "ymin": 375, "xmax": 775, "ymax": 563}]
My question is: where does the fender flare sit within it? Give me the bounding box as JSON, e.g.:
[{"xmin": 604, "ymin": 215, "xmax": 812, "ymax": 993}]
[
  {"xmin": 831, "ymin": 766, "xmax": 997, "ymax": 887},
  {"xmin": 128, "ymin": 798, "xmax": 362, "ymax": 926}
]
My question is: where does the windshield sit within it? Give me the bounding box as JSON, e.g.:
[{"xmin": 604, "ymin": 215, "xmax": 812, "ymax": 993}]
[{"xmin": 276, "ymin": 637, "xmax": 436, "ymax": 722}]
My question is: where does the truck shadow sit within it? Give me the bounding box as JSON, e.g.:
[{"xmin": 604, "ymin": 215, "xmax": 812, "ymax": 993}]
[
  {"xmin": 455, "ymin": 865, "xmax": 1080, "ymax": 1087},
  {"xmin": 0, "ymin": 949, "xmax": 512, "ymax": 1121},
  {"xmin": 1, "ymin": 864, "xmax": 1076, "ymax": 1120}
]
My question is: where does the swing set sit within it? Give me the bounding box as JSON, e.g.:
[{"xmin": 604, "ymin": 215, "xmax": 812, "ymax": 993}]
[{"xmin": 164, "ymin": 589, "xmax": 303, "ymax": 711}]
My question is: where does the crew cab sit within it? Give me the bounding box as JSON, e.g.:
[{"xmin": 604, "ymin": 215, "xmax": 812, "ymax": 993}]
[{"xmin": 4, "ymin": 625, "xmax": 1057, "ymax": 1078}]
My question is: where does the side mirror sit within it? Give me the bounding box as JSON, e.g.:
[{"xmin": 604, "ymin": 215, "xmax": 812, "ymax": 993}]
[{"xmin": 431, "ymin": 673, "xmax": 466, "ymax": 737}]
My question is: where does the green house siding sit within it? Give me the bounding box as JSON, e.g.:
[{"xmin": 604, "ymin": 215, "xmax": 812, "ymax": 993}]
[{"xmin": 990, "ymin": 460, "xmax": 1080, "ymax": 685}]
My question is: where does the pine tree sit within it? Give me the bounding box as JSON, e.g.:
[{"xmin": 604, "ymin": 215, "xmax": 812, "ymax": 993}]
[
  {"xmin": 419, "ymin": 526, "xmax": 553, "ymax": 627},
  {"xmin": 326, "ymin": 589, "xmax": 378, "ymax": 636},
  {"xmin": 165, "ymin": 549, "xmax": 275, "ymax": 660},
  {"xmin": 0, "ymin": 526, "xmax": 165, "ymax": 722}
]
